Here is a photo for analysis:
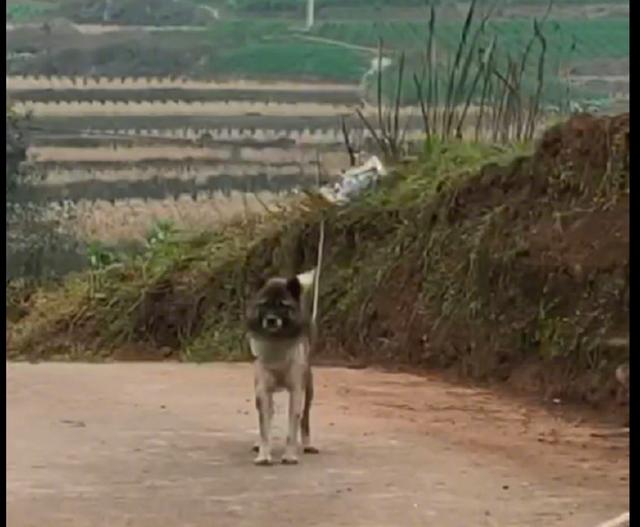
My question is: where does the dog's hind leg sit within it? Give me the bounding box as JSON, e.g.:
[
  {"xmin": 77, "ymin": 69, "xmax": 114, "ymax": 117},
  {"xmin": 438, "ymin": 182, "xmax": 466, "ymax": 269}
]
[
  {"xmin": 254, "ymin": 391, "xmax": 274, "ymax": 466},
  {"xmin": 301, "ymin": 369, "xmax": 319, "ymax": 454}
]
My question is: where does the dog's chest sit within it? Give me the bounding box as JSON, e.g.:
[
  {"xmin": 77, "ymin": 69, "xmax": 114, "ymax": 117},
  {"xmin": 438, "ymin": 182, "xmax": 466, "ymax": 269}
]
[
  {"xmin": 249, "ymin": 337, "xmax": 309, "ymax": 363},
  {"xmin": 249, "ymin": 337, "xmax": 309, "ymax": 391}
]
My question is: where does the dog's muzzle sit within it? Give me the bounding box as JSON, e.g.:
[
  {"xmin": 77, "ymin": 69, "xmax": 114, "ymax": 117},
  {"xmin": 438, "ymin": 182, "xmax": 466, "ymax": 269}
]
[{"xmin": 262, "ymin": 314, "xmax": 283, "ymax": 330}]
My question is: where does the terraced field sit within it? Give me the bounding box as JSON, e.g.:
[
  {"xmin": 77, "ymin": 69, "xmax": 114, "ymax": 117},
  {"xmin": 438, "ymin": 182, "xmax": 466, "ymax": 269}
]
[
  {"xmin": 6, "ymin": 74, "xmax": 377, "ymax": 274},
  {"xmin": 8, "ymin": 88, "xmax": 361, "ymax": 104},
  {"xmin": 6, "ymin": 0, "xmax": 629, "ymax": 279}
]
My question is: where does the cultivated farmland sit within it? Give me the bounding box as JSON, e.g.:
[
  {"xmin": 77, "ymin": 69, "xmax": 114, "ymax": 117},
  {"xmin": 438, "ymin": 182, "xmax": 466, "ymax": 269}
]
[{"xmin": 6, "ymin": 0, "xmax": 629, "ymax": 280}]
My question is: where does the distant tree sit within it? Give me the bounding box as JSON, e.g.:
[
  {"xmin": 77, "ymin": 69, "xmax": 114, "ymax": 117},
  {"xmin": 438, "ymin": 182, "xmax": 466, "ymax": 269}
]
[
  {"xmin": 6, "ymin": 104, "xmax": 84, "ymax": 282},
  {"xmin": 6, "ymin": 104, "xmax": 30, "ymax": 197}
]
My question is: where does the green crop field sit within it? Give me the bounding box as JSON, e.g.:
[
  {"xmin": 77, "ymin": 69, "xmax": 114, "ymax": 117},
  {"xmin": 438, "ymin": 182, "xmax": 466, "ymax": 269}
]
[
  {"xmin": 7, "ymin": 1, "xmax": 628, "ymax": 98},
  {"xmin": 311, "ymin": 16, "xmax": 628, "ymax": 103},
  {"xmin": 208, "ymin": 40, "xmax": 368, "ymax": 82},
  {"xmin": 486, "ymin": 18, "xmax": 629, "ymax": 62},
  {"xmin": 7, "ymin": 0, "xmax": 629, "ymax": 24},
  {"xmin": 6, "ymin": 1, "xmax": 55, "ymax": 23},
  {"xmin": 7, "ymin": 19, "xmax": 371, "ymax": 82},
  {"xmin": 310, "ymin": 17, "xmax": 629, "ymax": 64},
  {"xmin": 199, "ymin": 21, "xmax": 370, "ymax": 81},
  {"xmin": 7, "ymin": 0, "xmax": 211, "ymax": 25},
  {"xmin": 193, "ymin": 0, "xmax": 628, "ymax": 14}
]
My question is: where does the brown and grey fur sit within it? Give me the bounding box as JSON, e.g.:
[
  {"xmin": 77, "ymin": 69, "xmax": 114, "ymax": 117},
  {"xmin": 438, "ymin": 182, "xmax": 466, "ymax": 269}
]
[{"xmin": 245, "ymin": 270, "xmax": 319, "ymax": 465}]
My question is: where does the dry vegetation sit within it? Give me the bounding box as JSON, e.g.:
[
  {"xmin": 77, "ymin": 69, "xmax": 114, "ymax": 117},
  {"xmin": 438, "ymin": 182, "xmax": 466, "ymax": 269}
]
[
  {"xmin": 7, "ymin": 114, "xmax": 629, "ymax": 414},
  {"xmin": 55, "ymin": 192, "xmax": 289, "ymax": 244}
]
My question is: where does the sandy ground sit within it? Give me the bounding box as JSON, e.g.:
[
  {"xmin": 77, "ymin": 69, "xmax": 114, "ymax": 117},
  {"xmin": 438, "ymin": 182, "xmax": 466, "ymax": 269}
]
[{"xmin": 7, "ymin": 362, "xmax": 628, "ymax": 527}]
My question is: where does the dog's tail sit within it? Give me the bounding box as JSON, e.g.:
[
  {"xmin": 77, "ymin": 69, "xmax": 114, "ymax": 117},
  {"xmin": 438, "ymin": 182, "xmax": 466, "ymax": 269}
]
[
  {"xmin": 297, "ymin": 268, "xmax": 316, "ymax": 318},
  {"xmin": 297, "ymin": 216, "xmax": 325, "ymax": 345},
  {"xmin": 297, "ymin": 268, "xmax": 316, "ymax": 292},
  {"xmin": 297, "ymin": 267, "xmax": 319, "ymax": 344}
]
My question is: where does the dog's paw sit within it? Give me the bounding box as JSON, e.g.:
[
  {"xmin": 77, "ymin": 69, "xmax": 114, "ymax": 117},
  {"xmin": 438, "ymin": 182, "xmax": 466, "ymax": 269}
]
[
  {"xmin": 281, "ymin": 451, "xmax": 299, "ymax": 465},
  {"xmin": 303, "ymin": 445, "xmax": 320, "ymax": 454},
  {"xmin": 254, "ymin": 454, "xmax": 273, "ymax": 466}
]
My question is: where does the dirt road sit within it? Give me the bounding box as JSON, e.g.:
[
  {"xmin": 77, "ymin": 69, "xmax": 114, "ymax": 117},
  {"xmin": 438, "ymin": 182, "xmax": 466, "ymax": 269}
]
[{"xmin": 7, "ymin": 363, "xmax": 628, "ymax": 527}]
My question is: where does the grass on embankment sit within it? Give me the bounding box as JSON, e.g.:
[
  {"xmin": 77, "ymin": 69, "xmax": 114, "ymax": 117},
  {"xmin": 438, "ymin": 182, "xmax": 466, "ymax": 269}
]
[{"xmin": 7, "ymin": 113, "xmax": 629, "ymax": 406}]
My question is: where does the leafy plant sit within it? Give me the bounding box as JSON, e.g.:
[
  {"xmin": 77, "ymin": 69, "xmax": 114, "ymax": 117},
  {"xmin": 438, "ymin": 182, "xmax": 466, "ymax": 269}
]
[
  {"xmin": 145, "ymin": 219, "xmax": 176, "ymax": 250},
  {"xmin": 87, "ymin": 242, "xmax": 118, "ymax": 271}
]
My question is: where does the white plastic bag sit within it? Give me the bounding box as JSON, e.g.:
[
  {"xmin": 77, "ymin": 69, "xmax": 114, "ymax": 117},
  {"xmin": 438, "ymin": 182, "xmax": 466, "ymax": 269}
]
[{"xmin": 319, "ymin": 156, "xmax": 387, "ymax": 205}]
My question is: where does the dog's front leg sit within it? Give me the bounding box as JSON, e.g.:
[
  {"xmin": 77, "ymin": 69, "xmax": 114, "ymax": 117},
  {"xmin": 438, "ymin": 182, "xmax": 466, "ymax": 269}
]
[
  {"xmin": 282, "ymin": 387, "xmax": 304, "ymax": 464},
  {"xmin": 254, "ymin": 389, "xmax": 274, "ymax": 466}
]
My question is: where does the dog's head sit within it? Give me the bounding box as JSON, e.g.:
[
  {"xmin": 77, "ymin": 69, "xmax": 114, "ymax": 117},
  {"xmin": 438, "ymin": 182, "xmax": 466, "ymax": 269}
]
[{"xmin": 246, "ymin": 275, "xmax": 308, "ymax": 340}]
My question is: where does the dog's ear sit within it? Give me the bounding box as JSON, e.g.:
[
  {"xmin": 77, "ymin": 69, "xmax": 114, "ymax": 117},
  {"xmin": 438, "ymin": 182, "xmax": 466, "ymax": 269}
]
[{"xmin": 286, "ymin": 276, "xmax": 302, "ymax": 301}]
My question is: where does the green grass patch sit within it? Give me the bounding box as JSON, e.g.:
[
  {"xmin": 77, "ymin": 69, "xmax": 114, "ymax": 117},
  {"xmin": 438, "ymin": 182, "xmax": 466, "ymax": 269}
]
[
  {"xmin": 7, "ymin": 17, "xmax": 371, "ymax": 82},
  {"xmin": 311, "ymin": 17, "xmax": 629, "ymax": 62},
  {"xmin": 201, "ymin": 0, "xmax": 628, "ymax": 16},
  {"xmin": 353, "ymin": 16, "xmax": 628, "ymax": 106},
  {"xmin": 6, "ymin": 1, "xmax": 55, "ymax": 23},
  {"xmin": 209, "ymin": 39, "xmax": 368, "ymax": 82},
  {"xmin": 185, "ymin": 21, "xmax": 369, "ymax": 82}
]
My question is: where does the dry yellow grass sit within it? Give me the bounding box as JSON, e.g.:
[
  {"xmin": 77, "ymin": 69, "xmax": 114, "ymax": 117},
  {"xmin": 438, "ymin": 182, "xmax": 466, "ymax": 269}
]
[
  {"xmin": 39, "ymin": 164, "xmax": 304, "ymax": 184},
  {"xmin": 52, "ymin": 191, "xmax": 290, "ymax": 244}
]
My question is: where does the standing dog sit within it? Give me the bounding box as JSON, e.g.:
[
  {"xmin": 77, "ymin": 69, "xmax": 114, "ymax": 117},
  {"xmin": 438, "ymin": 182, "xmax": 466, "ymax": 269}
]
[{"xmin": 246, "ymin": 269, "xmax": 319, "ymax": 465}]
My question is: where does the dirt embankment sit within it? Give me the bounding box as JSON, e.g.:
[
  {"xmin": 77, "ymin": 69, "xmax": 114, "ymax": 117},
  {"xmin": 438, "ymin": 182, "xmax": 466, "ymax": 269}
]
[
  {"xmin": 340, "ymin": 113, "xmax": 630, "ymax": 406},
  {"xmin": 7, "ymin": 114, "xmax": 629, "ymax": 416}
]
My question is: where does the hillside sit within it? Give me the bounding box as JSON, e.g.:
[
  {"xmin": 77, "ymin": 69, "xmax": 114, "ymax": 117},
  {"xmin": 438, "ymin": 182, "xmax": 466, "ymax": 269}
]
[{"xmin": 7, "ymin": 113, "xmax": 629, "ymax": 412}]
